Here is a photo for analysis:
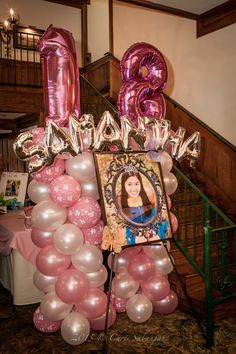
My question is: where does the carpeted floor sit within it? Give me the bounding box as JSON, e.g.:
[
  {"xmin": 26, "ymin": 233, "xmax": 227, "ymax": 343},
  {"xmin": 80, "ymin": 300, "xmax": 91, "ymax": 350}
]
[{"xmin": 0, "ymin": 284, "xmax": 235, "ymax": 354}]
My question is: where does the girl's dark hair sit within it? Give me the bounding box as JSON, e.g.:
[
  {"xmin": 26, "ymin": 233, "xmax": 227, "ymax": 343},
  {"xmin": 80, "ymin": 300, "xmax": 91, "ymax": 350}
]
[{"xmin": 121, "ymin": 171, "xmax": 152, "ymax": 219}]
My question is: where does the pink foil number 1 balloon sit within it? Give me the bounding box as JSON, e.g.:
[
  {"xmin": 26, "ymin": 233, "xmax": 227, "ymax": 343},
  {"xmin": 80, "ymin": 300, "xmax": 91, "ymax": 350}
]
[
  {"xmin": 117, "ymin": 42, "xmax": 167, "ymax": 126},
  {"xmin": 38, "ymin": 25, "xmax": 80, "ymax": 127}
]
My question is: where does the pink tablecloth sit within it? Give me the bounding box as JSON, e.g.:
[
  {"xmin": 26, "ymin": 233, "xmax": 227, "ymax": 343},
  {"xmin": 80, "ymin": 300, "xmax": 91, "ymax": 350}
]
[{"xmin": 0, "ymin": 211, "xmax": 40, "ymax": 266}]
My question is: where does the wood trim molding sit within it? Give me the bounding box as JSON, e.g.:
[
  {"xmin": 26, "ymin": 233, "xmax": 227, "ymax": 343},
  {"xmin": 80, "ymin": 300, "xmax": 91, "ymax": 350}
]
[
  {"xmin": 109, "ymin": 0, "xmax": 114, "ymax": 54},
  {"xmin": 43, "ymin": 0, "xmax": 90, "ymax": 8},
  {"xmin": 116, "ymin": 0, "xmax": 198, "ymax": 20},
  {"xmin": 81, "ymin": 2, "xmax": 88, "ymax": 66},
  {"xmin": 197, "ymin": 1, "xmax": 236, "ymax": 37}
]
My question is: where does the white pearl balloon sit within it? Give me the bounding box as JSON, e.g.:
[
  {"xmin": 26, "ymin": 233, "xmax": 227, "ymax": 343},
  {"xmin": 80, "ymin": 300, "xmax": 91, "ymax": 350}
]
[
  {"xmin": 27, "ymin": 180, "xmax": 50, "ymax": 204},
  {"xmin": 71, "ymin": 244, "xmax": 103, "ymax": 273},
  {"xmin": 61, "ymin": 312, "xmax": 90, "ymax": 346},
  {"xmin": 65, "ymin": 152, "xmax": 96, "ymax": 182},
  {"xmin": 53, "ymin": 223, "xmax": 84, "ymax": 255},
  {"xmin": 40, "ymin": 292, "xmax": 73, "ymax": 321},
  {"xmin": 163, "ymin": 172, "xmax": 178, "ymax": 195},
  {"xmin": 112, "ymin": 273, "xmax": 139, "ymax": 299},
  {"xmin": 86, "ymin": 265, "xmax": 108, "ymax": 287},
  {"xmin": 33, "ymin": 269, "xmax": 57, "ymax": 293},
  {"xmin": 143, "ymin": 241, "xmax": 171, "ymax": 259},
  {"xmin": 126, "ymin": 294, "xmax": 153, "ymax": 323},
  {"xmin": 31, "ymin": 199, "xmax": 67, "ymax": 231},
  {"xmin": 80, "ymin": 179, "xmax": 100, "ymax": 200},
  {"xmin": 153, "ymin": 151, "xmax": 173, "ymax": 173}
]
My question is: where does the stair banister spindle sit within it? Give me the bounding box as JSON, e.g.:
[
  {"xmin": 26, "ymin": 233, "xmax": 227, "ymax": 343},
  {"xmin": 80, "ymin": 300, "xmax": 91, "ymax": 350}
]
[{"xmin": 203, "ymin": 221, "xmax": 214, "ymax": 347}]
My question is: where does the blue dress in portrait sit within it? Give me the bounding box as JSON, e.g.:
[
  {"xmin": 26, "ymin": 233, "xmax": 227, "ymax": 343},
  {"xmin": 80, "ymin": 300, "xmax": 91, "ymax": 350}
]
[{"xmin": 125, "ymin": 206, "xmax": 155, "ymax": 245}]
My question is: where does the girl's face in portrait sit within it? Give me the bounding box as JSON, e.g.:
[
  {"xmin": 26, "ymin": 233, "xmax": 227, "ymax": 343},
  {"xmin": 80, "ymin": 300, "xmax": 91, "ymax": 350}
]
[{"xmin": 125, "ymin": 176, "xmax": 141, "ymax": 198}]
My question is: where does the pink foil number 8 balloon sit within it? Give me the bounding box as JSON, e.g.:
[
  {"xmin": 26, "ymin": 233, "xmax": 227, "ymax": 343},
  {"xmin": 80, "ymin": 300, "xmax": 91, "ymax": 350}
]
[{"xmin": 117, "ymin": 42, "xmax": 168, "ymax": 126}]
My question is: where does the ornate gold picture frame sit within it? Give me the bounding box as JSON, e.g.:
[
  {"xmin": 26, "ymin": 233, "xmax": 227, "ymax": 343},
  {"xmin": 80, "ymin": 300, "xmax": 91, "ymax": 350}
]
[{"xmin": 94, "ymin": 151, "xmax": 173, "ymax": 252}]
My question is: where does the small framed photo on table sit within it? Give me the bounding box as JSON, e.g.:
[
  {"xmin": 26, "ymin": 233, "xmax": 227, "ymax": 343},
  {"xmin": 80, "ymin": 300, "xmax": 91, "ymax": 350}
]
[
  {"xmin": 94, "ymin": 151, "xmax": 173, "ymax": 253},
  {"xmin": 0, "ymin": 172, "xmax": 29, "ymax": 206}
]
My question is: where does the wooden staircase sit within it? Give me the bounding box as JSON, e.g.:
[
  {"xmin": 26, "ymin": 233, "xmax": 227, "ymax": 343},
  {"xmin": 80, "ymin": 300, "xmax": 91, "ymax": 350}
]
[{"xmin": 168, "ymin": 171, "xmax": 236, "ymax": 326}]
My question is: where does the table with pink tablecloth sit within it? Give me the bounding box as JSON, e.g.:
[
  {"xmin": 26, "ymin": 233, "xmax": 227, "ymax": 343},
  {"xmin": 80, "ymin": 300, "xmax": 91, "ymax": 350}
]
[{"xmin": 0, "ymin": 210, "xmax": 43, "ymax": 305}]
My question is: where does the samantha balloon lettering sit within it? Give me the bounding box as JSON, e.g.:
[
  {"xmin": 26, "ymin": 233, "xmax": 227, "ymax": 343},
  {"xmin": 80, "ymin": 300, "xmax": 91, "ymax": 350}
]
[{"xmin": 14, "ymin": 111, "xmax": 200, "ymax": 173}]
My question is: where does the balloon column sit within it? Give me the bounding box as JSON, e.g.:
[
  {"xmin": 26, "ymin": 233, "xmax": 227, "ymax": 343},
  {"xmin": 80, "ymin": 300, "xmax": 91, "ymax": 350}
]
[
  {"xmin": 13, "ymin": 37, "xmax": 188, "ymax": 346},
  {"xmin": 109, "ymin": 243, "xmax": 178, "ymax": 322},
  {"xmin": 27, "ymin": 26, "xmax": 113, "ymax": 345}
]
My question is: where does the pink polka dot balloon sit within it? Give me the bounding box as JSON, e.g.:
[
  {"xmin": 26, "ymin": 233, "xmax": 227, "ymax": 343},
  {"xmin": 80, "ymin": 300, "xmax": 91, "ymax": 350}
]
[
  {"xmin": 110, "ymin": 291, "xmax": 128, "ymax": 313},
  {"xmin": 33, "ymin": 306, "xmax": 62, "ymax": 333},
  {"xmin": 50, "ymin": 175, "xmax": 81, "ymax": 207},
  {"xmin": 32, "ymin": 158, "xmax": 65, "ymax": 183},
  {"xmin": 32, "ymin": 127, "xmax": 45, "ymax": 146},
  {"xmin": 83, "ymin": 219, "xmax": 104, "ymax": 246},
  {"xmin": 68, "ymin": 197, "xmax": 101, "ymax": 229}
]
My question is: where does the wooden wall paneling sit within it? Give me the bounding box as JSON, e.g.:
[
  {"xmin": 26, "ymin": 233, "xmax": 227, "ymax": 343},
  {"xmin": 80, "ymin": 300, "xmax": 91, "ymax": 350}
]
[
  {"xmin": 109, "ymin": 56, "xmax": 122, "ymax": 103},
  {"xmin": 0, "ymin": 87, "xmax": 44, "ymax": 113},
  {"xmin": 1, "ymin": 59, "xmax": 42, "ymax": 87},
  {"xmin": 81, "ymin": 55, "xmax": 110, "ymax": 93},
  {"xmin": 165, "ymin": 98, "xmax": 236, "ymax": 219}
]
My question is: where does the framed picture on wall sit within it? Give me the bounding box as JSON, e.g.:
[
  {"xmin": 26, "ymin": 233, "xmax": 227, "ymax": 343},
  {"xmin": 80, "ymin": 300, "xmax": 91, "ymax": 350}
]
[
  {"xmin": 94, "ymin": 151, "xmax": 173, "ymax": 253},
  {"xmin": 0, "ymin": 172, "xmax": 28, "ymax": 205}
]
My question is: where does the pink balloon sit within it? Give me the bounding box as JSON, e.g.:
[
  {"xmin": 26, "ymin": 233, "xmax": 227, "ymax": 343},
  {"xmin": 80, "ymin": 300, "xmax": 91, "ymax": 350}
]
[
  {"xmin": 127, "ymin": 252, "xmax": 155, "ymax": 282},
  {"xmin": 90, "ymin": 303, "xmax": 116, "ymax": 330},
  {"xmin": 55, "ymin": 269, "xmax": 89, "ymax": 304},
  {"xmin": 33, "ymin": 306, "xmax": 62, "ymax": 333},
  {"xmin": 31, "ymin": 228, "xmax": 54, "ymax": 248},
  {"xmin": 83, "ymin": 219, "xmax": 104, "ymax": 246},
  {"xmin": 50, "ymin": 175, "xmax": 81, "ymax": 207},
  {"xmin": 32, "ymin": 158, "xmax": 65, "ymax": 183},
  {"xmin": 169, "ymin": 212, "xmax": 178, "ymax": 233},
  {"xmin": 120, "ymin": 246, "xmax": 142, "ymax": 259},
  {"xmin": 38, "ymin": 25, "xmax": 80, "ymax": 127},
  {"xmin": 117, "ymin": 42, "xmax": 167, "ymax": 125},
  {"xmin": 36, "ymin": 245, "xmax": 71, "ymax": 276},
  {"xmin": 152, "ymin": 290, "xmax": 178, "ymax": 314},
  {"xmin": 32, "ymin": 127, "xmax": 45, "ymax": 146},
  {"xmin": 141, "ymin": 274, "xmax": 170, "ymax": 301},
  {"xmin": 110, "ymin": 291, "xmax": 128, "ymax": 313},
  {"xmin": 68, "ymin": 197, "xmax": 101, "ymax": 229},
  {"xmin": 166, "ymin": 195, "xmax": 172, "ymax": 210},
  {"xmin": 75, "ymin": 288, "xmax": 107, "ymax": 320}
]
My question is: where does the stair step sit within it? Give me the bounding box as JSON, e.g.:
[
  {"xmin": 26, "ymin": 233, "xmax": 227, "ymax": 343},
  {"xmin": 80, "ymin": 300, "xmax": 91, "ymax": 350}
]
[
  {"xmin": 170, "ymin": 236, "xmax": 235, "ymax": 275},
  {"xmin": 169, "ymin": 267, "xmax": 236, "ymax": 321}
]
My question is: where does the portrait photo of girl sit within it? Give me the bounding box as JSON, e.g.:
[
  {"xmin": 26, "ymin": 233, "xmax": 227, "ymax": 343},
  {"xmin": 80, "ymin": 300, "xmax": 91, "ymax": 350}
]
[
  {"xmin": 95, "ymin": 152, "xmax": 173, "ymax": 252},
  {"xmin": 116, "ymin": 167, "xmax": 160, "ymax": 245}
]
